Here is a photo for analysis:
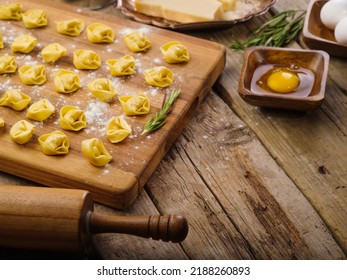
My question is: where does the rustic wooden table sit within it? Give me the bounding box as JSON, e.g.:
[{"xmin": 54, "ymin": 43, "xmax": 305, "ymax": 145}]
[{"xmin": 0, "ymin": 0, "xmax": 346, "ymax": 260}]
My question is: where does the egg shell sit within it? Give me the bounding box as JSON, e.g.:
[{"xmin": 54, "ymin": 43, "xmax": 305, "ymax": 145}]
[
  {"xmin": 335, "ymin": 16, "xmax": 347, "ymax": 44},
  {"xmin": 320, "ymin": 0, "xmax": 347, "ymax": 30}
]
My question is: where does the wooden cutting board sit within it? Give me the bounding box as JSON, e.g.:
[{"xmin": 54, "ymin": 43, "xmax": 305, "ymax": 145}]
[{"xmin": 0, "ymin": 0, "xmax": 225, "ymax": 209}]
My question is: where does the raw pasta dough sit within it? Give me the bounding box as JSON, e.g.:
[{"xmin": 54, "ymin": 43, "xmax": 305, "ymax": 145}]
[
  {"xmin": 0, "ymin": 89, "xmax": 31, "ymax": 111},
  {"xmin": 119, "ymin": 93, "xmax": 150, "ymax": 116},
  {"xmin": 144, "ymin": 66, "xmax": 174, "ymax": 87},
  {"xmin": 81, "ymin": 138, "xmax": 112, "ymax": 167},
  {"xmin": 106, "ymin": 54, "xmax": 135, "ymax": 77},
  {"xmin": 87, "ymin": 23, "xmax": 114, "ymax": 43},
  {"xmin": 21, "ymin": 9, "xmax": 48, "ymax": 28},
  {"xmin": 41, "ymin": 43, "xmax": 67, "ymax": 63},
  {"xmin": 26, "ymin": 99, "xmax": 55, "ymax": 121},
  {"xmin": 0, "ymin": 117, "xmax": 4, "ymax": 128},
  {"xmin": 160, "ymin": 41, "xmax": 190, "ymax": 63},
  {"xmin": 38, "ymin": 131, "xmax": 70, "ymax": 155},
  {"xmin": 54, "ymin": 69, "xmax": 81, "ymax": 93},
  {"xmin": 10, "ymin": 120, "xmax": 35, "ymax": 144},
  {"xmin": 123, "ymin": 31, "xmax": 152, "ymax": 52},
  {"xmin": 106, "ymin": 117, "xmax": 132, "ymax": 143},
  {"xmin": 73, "ymin": 49, "xmax": 101, "ymax": 70},
  {"xmin": 0, "ymin": 32, "xmax": 3, "ymax": 49},
  {"xmin": 87, "ymin": 78, "xmax": 118, "ymax": 102},
  {"xmin": 18, "ymin": 65, "xmax": 46, "ymax": 85},
  {"xmin": 11, "ymin": 34, "xmax": 37, "ymax": 54},
  {"xmin": 0, "ymin": 55, "xmax": 17, "ymax": 74},
  {"xmin": 55, "ymin": 18, "xmax": 85, "ymax": 36},
  {"xmin": 0, "ymin": 3, "xmax": 22, "ymax": 20},
  {"xmin": 60, "ymin": 105, "xmax": 87, "ymax": 131}
]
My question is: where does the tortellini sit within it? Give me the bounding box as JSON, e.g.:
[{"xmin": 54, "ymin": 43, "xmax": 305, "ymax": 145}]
[
  {"xmin": 160, "ymin": 41, "xmax": 190, "ymax": 63},
  {"xmin": 26, "ymin": 99, "xmax": 55, "ymax": 121},
  {"xmin": 81, "ymin": 138, "xmax": 112, "ymax": 167},
  {"xmin": 11, "ymin": 34, "xmax": 37, "ymax": 54},
  {"xmin": 87, "ymin": 23, "xmax": 114, "ymax": 43},
  {"xmin": 119, "ymin": 93, "xmax": 150, "ymax": 116},
  {"xmin": 21, "ymin": 9, "xmax": 48, "ymax": 29},
  {"xmin": 55, "ymin": 18, "xmax": 85, "ymax": 36},
  {"xmin": 0, "ymin": 89, "xmax": 31, "ymax": 111},
  {"xmin": 41, "ymin": 43, "xmax": 67, "ymax": 63},
  {"xmin": 10, "ymin": 120, "xmax": 35, "ymax": 144},
  {"xmin": 73, "ymin": 49, "xmax": 101, "ymax": 70},
  {"xmin": 60, "ymin": 105, "xmax": 87, "ymax": 131},
  {"xmin": 18, "ymin": 65, "xmax": 46, "ymax": 85},
  {"xmin": 0, "ymin": 55, "xmax": 17, "ymax": 74},
  {"xmin": 38, "ymin": 131, "xmax": 70, "ymax": 155},
  {"xmin": 106, "ymin": 117, "xmax": 132, "ymax": 143},
  {"xmin": 106, "ymin": 55, "xmax": 135, "ymax": 77},
  {"xmin": 144, "ymin": 66, "xmax": 174, "ymax": 88},
  {"xmin": 0, "ymin": 117, "xmax": 5, "ymax": 128},
  {"xmin": 53, "ymin": 69, "xmax": 81, "ymax": 93},
  {"xmin": 0, "ymin": 3, "xmax": 22, "ymax": 20},
  {"xmin": 123, "ymin": 31, "xmax": 152, "ymax": 53},
  {"xmin": 87, "ymin": 78, "xmax": 118, "ymax": 102},
  {"xmin": 0, "ymin": 32, "xmax": 4, "ymax": 49}
]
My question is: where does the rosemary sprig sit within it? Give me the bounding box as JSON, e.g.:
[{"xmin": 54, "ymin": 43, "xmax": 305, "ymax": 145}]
[
  {"xmin": 230, "ymin": 10, "xmax": 306, "ymax": 50},
  {"xmin": 141, "ymin": 89, "xmax": 181, "ymax": 135}
]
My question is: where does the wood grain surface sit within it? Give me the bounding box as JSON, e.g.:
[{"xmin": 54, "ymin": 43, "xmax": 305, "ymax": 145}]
[
  {"xmin": 0, "ymin": 0, "xmax": 346, "ymax": 260},
  {"xmin": 0, "ymin": 0, "xmax": 225, "ymax": 209}
]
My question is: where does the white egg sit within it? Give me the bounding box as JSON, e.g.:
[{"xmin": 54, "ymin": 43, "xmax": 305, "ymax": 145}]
[
  {"xmin": 335, "ymin": 16, "xmax": 347, "ymax": 44},
  {"xmin": 320, "ymin": 0, "xmax": 347, "ymax": 30}
]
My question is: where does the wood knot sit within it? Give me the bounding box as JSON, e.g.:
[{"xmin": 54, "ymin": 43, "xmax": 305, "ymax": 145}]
[{"xmin": 318, "ymin": 165, "xmax": 329, "ymax": 175}]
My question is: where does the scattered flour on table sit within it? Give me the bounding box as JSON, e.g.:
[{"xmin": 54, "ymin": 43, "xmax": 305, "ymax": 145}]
[
  {"xmin": 118, "ymin": 27, "xmax": 151, "ymax": 36},
  {"xmin": 84, "ymin": 100, "xmax": 110, "ymax": 134}
]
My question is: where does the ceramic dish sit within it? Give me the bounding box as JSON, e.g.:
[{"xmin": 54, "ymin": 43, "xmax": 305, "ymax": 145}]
[
  {"xmin": 238, "ymin": 46, "xmax": 330, "ymax": 111},
  {"xmin": 115, "ymin": 0, "xmax": 277, "ymax": 30},
  {"xmin": 302, "ymin": 0, "xmax": 347, "ymax": 58}
]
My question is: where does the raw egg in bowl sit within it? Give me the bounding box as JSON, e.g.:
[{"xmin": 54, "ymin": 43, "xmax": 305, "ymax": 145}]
[{"xmin": 238, "ymin": 46, "xmax": 329, "ymax": 111}]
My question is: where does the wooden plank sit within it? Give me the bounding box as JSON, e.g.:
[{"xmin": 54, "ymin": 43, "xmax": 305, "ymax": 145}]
[
  {"xmin": 204, "ymin": 2, "xmax": 347, "ymax": 254},
  {"xmin": 0, "ymin": 0, "xmax": 225, "ymax": 209},
  {"xmin": 145, "ymin": 91, "xmax": 345, "ymax": 259}
]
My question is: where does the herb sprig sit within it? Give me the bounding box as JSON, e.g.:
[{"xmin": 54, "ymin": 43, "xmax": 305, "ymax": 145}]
[
  {"xmin": 141, "ymin": 89, "xmax": 180, "ymax": 135},
  {"xmin": 230, "ymin": 10, "xmax": 306, "ymax": 50}
]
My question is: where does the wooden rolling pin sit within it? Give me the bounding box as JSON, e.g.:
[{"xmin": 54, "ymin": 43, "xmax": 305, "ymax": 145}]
[{"xmin": 0, "ymin": 185, "xmax": 188, "ymax": 252}]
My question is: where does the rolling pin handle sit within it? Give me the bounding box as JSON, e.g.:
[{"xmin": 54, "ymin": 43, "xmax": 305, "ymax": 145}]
[{"xmin": 89, "ymin": 213, "xmax": 188, "ymax": 243}]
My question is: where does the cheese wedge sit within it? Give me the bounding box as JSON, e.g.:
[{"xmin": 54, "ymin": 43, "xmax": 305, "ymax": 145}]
[
  {"xmin": 134, "ymin": 0, "xmax": 162, "ymax": 18},
  {"xmin": 218, "ymin": 0, "xmax": 237, "ymax": 11},
  {"xmin": 134, "ymin": 0, "xmax": 224, "ymax": 23}
]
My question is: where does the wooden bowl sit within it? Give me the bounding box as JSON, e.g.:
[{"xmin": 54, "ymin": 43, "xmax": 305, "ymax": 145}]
[
  {"xmin": 238, "ymin": 46, "xmax": 330, "ymax": 111},
  {"xmin": 303, "ymin": 0, "xmax": 347, "ymax": 58}
]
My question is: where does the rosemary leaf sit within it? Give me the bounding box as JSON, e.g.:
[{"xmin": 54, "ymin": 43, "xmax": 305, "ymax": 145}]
[
  {"xmin": 141, "ymin": 89, "xmax": 181, "ymax": 135},
  {"xmin": 230, "ymin": 10, "xmax": 306, "ymax": 50}
]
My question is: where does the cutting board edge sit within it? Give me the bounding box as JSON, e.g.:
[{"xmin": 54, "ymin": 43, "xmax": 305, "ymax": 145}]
[{"xmin": 0, "ymin": 153, "xmax": 140, "ymax": 209}]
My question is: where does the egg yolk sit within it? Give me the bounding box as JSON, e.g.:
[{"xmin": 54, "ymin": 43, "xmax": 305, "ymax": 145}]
[{"xmin": 267, "ymin": 70, "xmax": 300, "ymax": 93}]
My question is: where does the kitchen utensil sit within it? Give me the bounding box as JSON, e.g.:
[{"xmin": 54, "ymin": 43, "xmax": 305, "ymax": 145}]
[{"xmin": 0, "ymin": 185, "xmax": 188, "ymax": 252}]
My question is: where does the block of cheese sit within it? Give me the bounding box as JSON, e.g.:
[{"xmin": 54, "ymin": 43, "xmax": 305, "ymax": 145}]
[
  {"xmin": 134, "ymin": 0, "xmax": 162, "ymax": 18},
  {"xmin": 134, "ymin": 0, "xmax": 224, "ymax": 23},
  {"xmin": 218, "ymin": 0, "xmax": 237, "ymax": 11}
]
